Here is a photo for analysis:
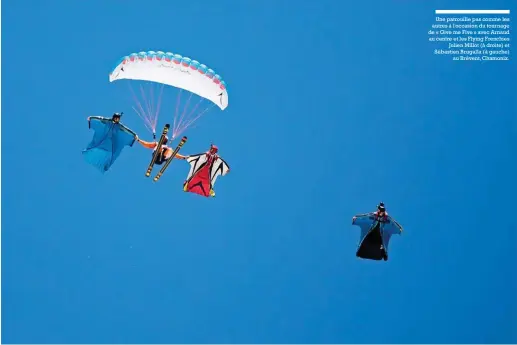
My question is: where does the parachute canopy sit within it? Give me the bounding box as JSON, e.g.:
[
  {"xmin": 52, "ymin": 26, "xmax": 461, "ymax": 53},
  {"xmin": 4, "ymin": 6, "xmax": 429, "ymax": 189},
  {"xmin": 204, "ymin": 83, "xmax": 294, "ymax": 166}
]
[
  {"xmin": 109, "ymin": 51, "xmax": 229, "ymax": 139},
  {"xmin": 82, "ymin": 116, "xmax": 137, "ymax": 173}
]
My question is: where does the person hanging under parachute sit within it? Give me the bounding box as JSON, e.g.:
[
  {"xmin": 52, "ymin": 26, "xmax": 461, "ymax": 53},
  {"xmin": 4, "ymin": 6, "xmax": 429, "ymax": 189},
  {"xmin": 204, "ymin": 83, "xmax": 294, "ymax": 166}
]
[
  {"xmin": 351, "ymin": 202, "xmax": 403, "ymax": 261},
  {"xmin": 136, "ymin": 133, "xmax": 176, "ymax": 166},
  {"xmin": 82, "ymin": 113, "xmax": 137, "ymax": 173},
  {"xmin": 135, "ymin": 123, "xmax": 188, "ymax": 181}
]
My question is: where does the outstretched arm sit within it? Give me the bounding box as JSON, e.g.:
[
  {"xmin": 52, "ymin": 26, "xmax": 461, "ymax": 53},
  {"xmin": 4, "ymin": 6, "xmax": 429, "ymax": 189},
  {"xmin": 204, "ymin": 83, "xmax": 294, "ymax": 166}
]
[
  {"xmin": 387, "ymin": 216, "xmax": 403, "ymax": 234},
  {"xmin": 352, "ymin": 212, "xmax": 375, "ymax": 225},
  {"xmin": 88, "ymin": 116, "xmax": 111, "ymax": 130},
  {"xmin": 174, "ymin": 153, "xmax": 187, "ymax": 160},
  {"xmin": 136, "ymin": 138, "xmax": 157, "ymax": 149},
  {"xmin": 88, "ymin": 116, "xmax": 110, "ymax": 123}
]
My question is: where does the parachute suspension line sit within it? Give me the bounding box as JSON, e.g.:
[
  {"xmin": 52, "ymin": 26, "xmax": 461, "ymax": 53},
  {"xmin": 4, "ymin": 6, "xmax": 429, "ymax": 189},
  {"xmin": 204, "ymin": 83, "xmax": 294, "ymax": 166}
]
[
  {"xmin": 154, "ymin": 84, "xmax": 165, "ymax": 132},
  {"xmin": 178, "ymin": 92, "xmax": 193, "ymax": 130},
  {"xmin": 174, "ymin": 97, "xmax": 204, "ymax": 136},
  {"xmin": 128, "ymin": 82, "xmax": 166, "ymax": 138},
  {"xmin": 139, "ymin": 84, "xmax": 155, "ymax": 131},
  {"xmin": 172, "ymin": 90, "xmax": 193, "ymax": 139},
  {"xmin": 129, "ymin": 83, "xmax": 155, "ymax": 134},
  {"xmin": 131, "ymin": 104, "xmax": 154, "ymax": 133},
  {"xmin": 173, "ymin": 89, "xmax": 183, "ymax": 136},
  {"xmin": 148, "ymin": 84, "xmax": 155, "ymax": 127},
  {"xmin": 175, "ymin": 103, "xmax": 215, "ymax": 136},
  {"xmin": 171, "ymin": 97, "xmax": 216, "ymax": 138},
  {"xmin": 147, "ymin": 83, "xmax": 164, "ymax": 131}
]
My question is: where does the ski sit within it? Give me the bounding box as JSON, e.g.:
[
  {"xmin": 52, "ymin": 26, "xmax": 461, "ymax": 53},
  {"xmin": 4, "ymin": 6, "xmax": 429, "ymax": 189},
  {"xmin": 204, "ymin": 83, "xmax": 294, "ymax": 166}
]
[
  {"xmin": 145, "ymin": 124, "xmax": 170, "ymax": 177},
  {"xmin": 153, "ymin": 136, "xmax": 188, "ymax": 182}
]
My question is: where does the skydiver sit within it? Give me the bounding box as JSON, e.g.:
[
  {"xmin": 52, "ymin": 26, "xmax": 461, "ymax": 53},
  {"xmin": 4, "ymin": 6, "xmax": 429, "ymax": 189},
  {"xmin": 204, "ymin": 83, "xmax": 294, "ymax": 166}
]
[
  {"xmin": 83, "ymin": 112, "xmax": 137, "ymax": 172},
  {"xmin": 180, "ymin": 144, "xmax": 229, "ymax": 197},
  {"xmin": 135, "ymin": 135, "xmax": 187, "ymax": 165},
  {"xmin": 352, "ymin": 202, "xmax": 401, "ymax": 261}
]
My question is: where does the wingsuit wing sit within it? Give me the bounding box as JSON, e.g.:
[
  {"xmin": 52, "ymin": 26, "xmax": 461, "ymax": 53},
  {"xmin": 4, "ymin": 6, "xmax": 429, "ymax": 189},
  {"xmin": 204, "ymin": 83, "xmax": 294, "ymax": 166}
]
[
  {"xmin": 386, "ymin": 216, "xmax": 404, "ymax": 234},
  {"xmin": 352, "ymin": 212, "xmax": 377, "ymax": 239},
  {"xmin": 82, "ymin": 116, "xmax": 137, "ymax": 173},
  {"xmin": 210, "ymin": 156, "xmax": 230, "ymax": 186},
  {"xmin": 184, "ymin": 153, "xmax": 230, "ymax": 197}
]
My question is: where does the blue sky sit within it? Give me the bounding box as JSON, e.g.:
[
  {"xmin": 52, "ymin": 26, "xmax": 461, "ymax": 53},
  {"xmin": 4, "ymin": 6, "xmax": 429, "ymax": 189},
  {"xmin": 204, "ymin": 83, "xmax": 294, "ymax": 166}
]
[{"xmin": 2, "ymin": 0, "xmax": 516, "ymax": 343}]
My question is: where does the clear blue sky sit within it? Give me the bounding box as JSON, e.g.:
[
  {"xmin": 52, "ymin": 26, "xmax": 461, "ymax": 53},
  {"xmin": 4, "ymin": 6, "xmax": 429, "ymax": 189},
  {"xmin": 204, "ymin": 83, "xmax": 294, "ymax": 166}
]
[{"xmin": 2, "ymin": 0, "xmax": 516, "ymax": 343}]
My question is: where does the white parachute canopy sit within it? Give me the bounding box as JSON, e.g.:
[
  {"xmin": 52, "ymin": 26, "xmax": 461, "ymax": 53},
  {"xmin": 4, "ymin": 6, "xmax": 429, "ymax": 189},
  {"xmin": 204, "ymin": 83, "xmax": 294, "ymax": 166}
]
[{"xmin": 109, "ymin": 50, "xmax": 228, "ymax": 138}]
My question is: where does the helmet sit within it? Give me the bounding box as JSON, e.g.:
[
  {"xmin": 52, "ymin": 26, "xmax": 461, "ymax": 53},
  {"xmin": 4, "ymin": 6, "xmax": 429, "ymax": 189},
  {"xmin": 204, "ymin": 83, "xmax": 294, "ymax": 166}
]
[
  {"xmin": 209, "ymin": 144, "xmax": 218, "ymax": 154},
  {"xmin": 112, "ymin": 112, "xmax": 123, "ymax": 119},
  {"xmin": 377, "ymin": 202, "xmax": 385, "ymax": 211}
]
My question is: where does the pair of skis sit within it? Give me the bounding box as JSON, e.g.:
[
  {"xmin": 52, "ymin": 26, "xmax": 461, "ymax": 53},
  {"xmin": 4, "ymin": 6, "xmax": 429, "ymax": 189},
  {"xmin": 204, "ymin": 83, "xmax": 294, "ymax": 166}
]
[{"xmin": 145, "ymin": 124, "xmax": 188, "ymax": 182}]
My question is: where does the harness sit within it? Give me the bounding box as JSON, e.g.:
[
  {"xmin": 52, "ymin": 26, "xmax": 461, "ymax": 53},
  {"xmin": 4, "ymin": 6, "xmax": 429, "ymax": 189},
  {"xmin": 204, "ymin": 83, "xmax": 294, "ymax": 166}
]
[{"xmin": 153, "ymin": 146, "xmax": 168, "ymax": 164}]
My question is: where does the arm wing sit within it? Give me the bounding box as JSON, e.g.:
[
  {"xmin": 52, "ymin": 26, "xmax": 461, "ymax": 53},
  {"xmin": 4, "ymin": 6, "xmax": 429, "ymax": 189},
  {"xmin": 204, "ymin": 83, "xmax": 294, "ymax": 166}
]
[
  {"xmin": 88, "ymin": 116, "xmax": 110, "ymax": 131},
  {"xmin": 386, "ymin": 216, "xmax": 403, "ymax": 234},
  {"xmin": 352, "ymin": 212, "xmax": 376, "ymax": 240},
  {"xmin": 210, "ymin": 157, "xmax": 230, "ymax": 186},
  {"xmin": 117, "ymin": 124, "xmax": 137, "ymax": 147}
]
